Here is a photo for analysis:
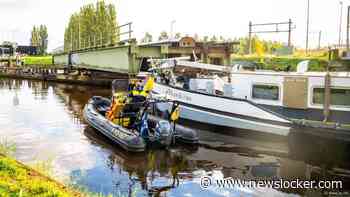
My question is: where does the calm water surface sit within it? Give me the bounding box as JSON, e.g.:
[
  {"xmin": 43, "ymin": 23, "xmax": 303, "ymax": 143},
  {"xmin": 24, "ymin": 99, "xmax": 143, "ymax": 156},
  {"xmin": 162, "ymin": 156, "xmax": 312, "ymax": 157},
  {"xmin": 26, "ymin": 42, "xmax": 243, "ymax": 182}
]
[{"xmin": 0, "ymin": 78, "xmax": 349, "ymax": 197}]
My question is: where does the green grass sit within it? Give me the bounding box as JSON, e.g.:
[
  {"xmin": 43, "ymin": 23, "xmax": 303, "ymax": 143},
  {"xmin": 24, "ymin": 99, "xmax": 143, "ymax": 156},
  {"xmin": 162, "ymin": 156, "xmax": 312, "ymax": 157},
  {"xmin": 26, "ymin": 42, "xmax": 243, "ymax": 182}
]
[
  {"xmin": 30, "ymin": 158, "xmax": 54, "ymax": 178},
  {"xmin": 0, "ymin": 155, "xmax": 82, "ymax": 197},
  {"xmin": 0, "ymin": 138, "xmax": 16, "ymax": 157},
  {"xmin": 0, "ymin": 139, "xmax": 115, "ymax": 197},
  {"xmin": 22, "ymin": 56, "xmax": 53, "ymax": 65},
  {"xmin": 0, "ymin": 138, "xmax": 81, "ymax": 196}
]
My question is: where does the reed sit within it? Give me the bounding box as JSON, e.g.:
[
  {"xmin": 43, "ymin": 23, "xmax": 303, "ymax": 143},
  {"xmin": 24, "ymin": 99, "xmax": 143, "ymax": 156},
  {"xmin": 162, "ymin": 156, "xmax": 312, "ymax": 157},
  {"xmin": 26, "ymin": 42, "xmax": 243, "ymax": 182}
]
[{"xmin": 0, "ymin": 138, "xmax": 16, "ymax": 156}]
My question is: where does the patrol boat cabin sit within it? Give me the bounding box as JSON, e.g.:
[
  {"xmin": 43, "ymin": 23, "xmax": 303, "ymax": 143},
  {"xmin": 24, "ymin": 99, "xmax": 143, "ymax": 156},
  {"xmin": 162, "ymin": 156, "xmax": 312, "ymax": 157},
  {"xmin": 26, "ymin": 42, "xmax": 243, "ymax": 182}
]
[{"xmin": 151, "ymin": 59, "xmax": 350, "ymax": 136}]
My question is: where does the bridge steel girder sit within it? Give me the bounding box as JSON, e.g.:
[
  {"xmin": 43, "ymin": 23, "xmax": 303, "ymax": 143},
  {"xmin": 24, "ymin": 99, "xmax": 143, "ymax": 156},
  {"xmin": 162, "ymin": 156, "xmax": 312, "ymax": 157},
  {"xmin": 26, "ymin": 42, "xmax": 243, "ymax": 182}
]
[
  {"xmin": 53, "ymin": 54, "xmax": 69, "ymax": 65},
  {"xmin": 53, "ymin": 44, "xmax": 167, "ymax": 75},
  {"xmin": 74, "ymin": 46, "xmax": 131, "ymax": 74}
]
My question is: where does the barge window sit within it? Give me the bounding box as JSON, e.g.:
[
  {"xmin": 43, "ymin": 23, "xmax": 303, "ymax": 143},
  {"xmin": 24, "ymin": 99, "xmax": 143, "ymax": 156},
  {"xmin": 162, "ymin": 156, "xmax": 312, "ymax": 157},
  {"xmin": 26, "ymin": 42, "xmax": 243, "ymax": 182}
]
[
  {"xmin": 313, "ymin": 88, "xmax": 350, "ymax": 106},
  {"xmin": 252, "ymin": 85, "xmax": 279, "ymax": 100}
]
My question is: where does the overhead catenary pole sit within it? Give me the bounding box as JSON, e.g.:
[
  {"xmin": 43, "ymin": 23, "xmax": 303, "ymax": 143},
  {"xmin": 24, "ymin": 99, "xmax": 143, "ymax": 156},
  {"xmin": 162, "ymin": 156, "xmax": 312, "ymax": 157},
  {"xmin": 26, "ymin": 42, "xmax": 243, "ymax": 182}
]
[
  {"xmin": 347, "ymin": 5, "xmax": 350, "ymax": 51},
  {"xmin": 70, "ymin": 29, "xmax": 73, "ymax": 51},
  {"xmin": 248, "ymin": 21, "xmax": 252, "ymax": 54},
  {"xmin": 288, "ymin": 18, "xmax": 292, "ymax": 47},
  {"xmin": 129, "ymin": 23, "xmax": 132, "ymax": 41},
  {"xmin": 306, "ymin": 0, "xmax": 310, "ymax": 55},
  {"xmin": 339, "ymin": 1, "xmax": 344, "ymax": 48},
  {"xmin": 78, "ymin": 15, "xmax": 81, "ymax": 50},
  {"xmin": 318, "ymin": 30, "xmax": 322, "ymax": 50},
  {"xmin": 248, "ymin": 20, "xmax": 293, "ymax": 54},
  {"xmin": 100, "ymin": 31, "xmax": 103, "ymax": 46}
]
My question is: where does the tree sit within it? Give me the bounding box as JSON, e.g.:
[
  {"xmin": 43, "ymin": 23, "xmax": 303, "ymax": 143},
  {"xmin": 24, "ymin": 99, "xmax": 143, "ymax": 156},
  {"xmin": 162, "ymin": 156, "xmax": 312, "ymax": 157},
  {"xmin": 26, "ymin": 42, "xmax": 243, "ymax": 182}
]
[
  {"xmin": 235, "ymin": 36, "xmax": 285, "ymax": 55},
  {"xmin": 174, "ymin": 32, "xmax": 181, "ymax": 39},
  {"xmin": 30, "ymin": 26, "xmax": 39, "ymax": 47},
  {"xmin": 158, "ymin": 31, "xmax": 169, "ymax": 41},
  {"xmin": 96, "ymin": 0, "xmax": 108, "ymax": 45},
  {"xmin": 219, "ymin": 36, "xmax": 225, "ymax": 42},
  {"xmin": 255, "ymin": 39, "xmax": 265, "ymax": 57},
  {"xmin": 107, "ymin": 4, "xmax": 119, "ymax": 44},
  {"xmin": 64, "ymin": 0, "xmax": 119, "ymax": 52},
  {"xmin": 39, "ymin": 25, "xmax": 48, "ymax": 54},
  {"xmin": 2, "ymin": 41, "xmax": 15, "ymax": 46},
  {"xmin": 141, "ymin": 32, "xmax": 153, "ymax": 43},
  {"xmin": 238, "ymin": 37, "xmax": 249, "ymax": 55},
  {"xmin": 30, "ymin": 25, "xmax": 48, "ymax": 55},
  {"xmin": 203, "ymin": 36, "xmax": 209, "ymax": 42},
  {"xmin": 210, "ymin": 35, "xmax": 217, "ymax": 42}
]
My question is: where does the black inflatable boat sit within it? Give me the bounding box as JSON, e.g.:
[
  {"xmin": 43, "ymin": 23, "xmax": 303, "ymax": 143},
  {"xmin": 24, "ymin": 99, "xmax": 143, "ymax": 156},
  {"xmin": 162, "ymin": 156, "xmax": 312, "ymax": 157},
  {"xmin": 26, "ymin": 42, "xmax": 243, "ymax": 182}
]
[
  {"xmin": 83, "ymin": 96, "xmax": 198, "ymax": 152},
  {"xmin": 83, "ymin": 96, "xmax": 146, "ymax": 152}
]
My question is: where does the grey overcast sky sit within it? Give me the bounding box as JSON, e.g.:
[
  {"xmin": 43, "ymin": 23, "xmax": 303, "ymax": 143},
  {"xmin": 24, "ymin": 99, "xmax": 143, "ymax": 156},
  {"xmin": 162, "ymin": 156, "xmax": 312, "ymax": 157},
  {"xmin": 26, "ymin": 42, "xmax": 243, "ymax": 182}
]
[{"xmin": 0, "ymin": 0, "xmax": 345, "ymax": 51}]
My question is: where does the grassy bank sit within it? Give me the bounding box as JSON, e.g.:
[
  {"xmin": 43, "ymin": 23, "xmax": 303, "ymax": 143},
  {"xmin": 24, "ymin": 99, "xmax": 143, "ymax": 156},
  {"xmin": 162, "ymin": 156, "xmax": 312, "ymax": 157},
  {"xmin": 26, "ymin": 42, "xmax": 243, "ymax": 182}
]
[
  {"xmin": 0, "ymin": 139, "xmax": 81, "ymax": 197},
  {"xmin": 22, "ymin": 56, "xmax": 53, "ymax": 65},
  {"xmin": 0, "ymin": 155, "xmax": 83, "ymax": 196},
  {"xmin": 232, "ymin": 55, "xmax": 328, "ymax": 71},
  {"xmin": 0, "ymin": 138, "xmax": 115, "ymax": 197}
]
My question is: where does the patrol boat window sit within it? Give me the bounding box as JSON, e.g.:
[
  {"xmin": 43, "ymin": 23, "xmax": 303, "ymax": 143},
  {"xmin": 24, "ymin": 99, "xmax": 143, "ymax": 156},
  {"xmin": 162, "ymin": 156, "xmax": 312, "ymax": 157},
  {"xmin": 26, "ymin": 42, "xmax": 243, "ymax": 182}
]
[
  {"xmin": 313, "ymin": 87, "xmax": 350, "ymax": 106},
  {"xmin": 252, "ymin": 84, "xmax": 280, "ymax": 101}
]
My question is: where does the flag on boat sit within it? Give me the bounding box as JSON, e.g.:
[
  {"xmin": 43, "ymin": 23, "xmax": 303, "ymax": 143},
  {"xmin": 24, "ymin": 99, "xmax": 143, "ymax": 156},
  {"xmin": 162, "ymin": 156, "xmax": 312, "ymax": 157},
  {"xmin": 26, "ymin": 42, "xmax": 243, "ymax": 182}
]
[
  {"xmin": 144, "ymin": 76, "xmax": 155, "ymax": 93},
  {"xmin": 170, "ymin": 105, "xmax": 180, "ymax": 122}
]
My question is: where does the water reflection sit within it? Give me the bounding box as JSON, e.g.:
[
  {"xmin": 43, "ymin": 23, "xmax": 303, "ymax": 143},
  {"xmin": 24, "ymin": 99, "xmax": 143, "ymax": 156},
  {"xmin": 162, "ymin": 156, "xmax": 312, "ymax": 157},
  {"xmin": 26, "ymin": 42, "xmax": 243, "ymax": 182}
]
[
  {"xmin": 80, "ymin": 126, "xmax": 200, "ymax": 196},
  {"xmin": 0, "ymin": 78, "xmax": 349, "ymax": 197},
  {"xmin": 13, "ymin": 92, "xmax": 19, "ymax": 106}
]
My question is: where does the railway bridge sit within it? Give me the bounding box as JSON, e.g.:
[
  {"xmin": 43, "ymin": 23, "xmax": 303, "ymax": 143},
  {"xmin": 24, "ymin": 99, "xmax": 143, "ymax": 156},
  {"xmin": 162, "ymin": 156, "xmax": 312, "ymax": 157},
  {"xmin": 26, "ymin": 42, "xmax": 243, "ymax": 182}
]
[{"xmin": 52, "ymin": 36, "xmax": 238, "ymax": 77}]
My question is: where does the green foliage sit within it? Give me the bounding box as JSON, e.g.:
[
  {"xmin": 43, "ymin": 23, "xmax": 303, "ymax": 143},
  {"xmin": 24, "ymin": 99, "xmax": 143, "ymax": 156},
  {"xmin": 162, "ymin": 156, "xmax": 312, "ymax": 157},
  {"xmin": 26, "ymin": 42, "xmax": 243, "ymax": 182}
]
[
  {"xmin": 233, "ymin": 36, "xmax": 286, "ymax": 55},
  {"xmin": 210, "ymin": 35, "xmax": 217, "ymax": 42},
  {"xmin": 0, "ymin": 138, "xmax": 16, "ymax": 157},
  {"xmin": 158, "ymin": 31, "xmax": 169, "ymax": 41},
  {"xmin": 30, "ymin": 26, "xmax": 39, "ymax": 46},
  {"xmin": 233, "ymin": 56, "xmax": 328, "ymax": 71},
  {"xmin": 64, "ymin": 0, "xmax": 120, "ymax": 52},
  {"xmin": 30, "ymin": 158, "xmax": 54, "ymax": 177},
  {"xmin": 1, "ymin": 41, "xmax": 14, "ymax": 46},
  {"xmin": 0, "ymin": 139, "xmax": 113, "ymax": 197},
  {"xmin": 22, "ymin": 56, "xmax": 52, "ymax": 65},
  {"xmin": 174, "ymin": 32, "xmax": 181, "ymax": 39},
  {"xmin": 141, "ymin": 32, "xmax": 153, "ymax": 43},
  {"xmin": 202, "ymin": 36, "xmax": 209, "ymax": 42},
  {"xmin": 30, "ymin": 25, "xmax": 48, "ymax": 55},
  {"xmin": 0, "ymin": 156, "xmax": 79, "ymax": 197}
]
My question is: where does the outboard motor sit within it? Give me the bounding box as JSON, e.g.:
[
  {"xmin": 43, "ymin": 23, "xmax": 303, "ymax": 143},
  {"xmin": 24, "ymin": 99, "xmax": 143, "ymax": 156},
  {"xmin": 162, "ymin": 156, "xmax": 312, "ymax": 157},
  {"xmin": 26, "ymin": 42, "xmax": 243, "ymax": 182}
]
[
  {"xmin": 139, "ymin": 113, "xmax": 150, "ymax": 139},
  {"xmin": 155, "ymin": 120, "xmax": 173, "ymax": 146}
]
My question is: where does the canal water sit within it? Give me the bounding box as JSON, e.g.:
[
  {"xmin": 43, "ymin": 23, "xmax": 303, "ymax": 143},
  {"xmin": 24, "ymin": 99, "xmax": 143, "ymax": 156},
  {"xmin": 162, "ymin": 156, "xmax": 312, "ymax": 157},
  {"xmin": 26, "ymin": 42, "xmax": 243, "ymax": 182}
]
[{"xmin": 0, "ymin": 78, "xmax": 349, "ymax": 197}]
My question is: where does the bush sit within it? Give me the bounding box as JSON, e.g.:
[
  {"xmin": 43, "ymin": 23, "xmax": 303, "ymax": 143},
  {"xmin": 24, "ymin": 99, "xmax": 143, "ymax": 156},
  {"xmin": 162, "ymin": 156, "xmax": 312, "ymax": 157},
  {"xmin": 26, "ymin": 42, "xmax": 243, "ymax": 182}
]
[{"xmin": 232, "ymin": 56, "xmax": 328, "ymax": 71}]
